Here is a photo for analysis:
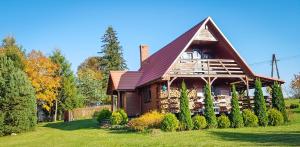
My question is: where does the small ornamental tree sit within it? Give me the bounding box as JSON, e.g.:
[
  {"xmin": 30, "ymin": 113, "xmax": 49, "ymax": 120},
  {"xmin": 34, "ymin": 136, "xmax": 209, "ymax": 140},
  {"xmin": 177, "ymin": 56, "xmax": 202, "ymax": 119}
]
[
  {"xmin": 204, "ymin": 84, "xmax": 217, "ymax": 128},
  {"xmin": 253, "ymin": 79, "xmax": 268, "ymax": 126},
  {"xmin": 272, "ymin": 82, "xmax": 288, "ymax": 122},
  {"xmin": 230, "ymin": 85, "xmax": 244, "ymax": 128},
  {"xmin": 179, "ymin": 81, "xmax": 193, "ymax": 130},
  {"xmin": 0, "ymin": 56, "xmax": 37, "ymax": 135}
]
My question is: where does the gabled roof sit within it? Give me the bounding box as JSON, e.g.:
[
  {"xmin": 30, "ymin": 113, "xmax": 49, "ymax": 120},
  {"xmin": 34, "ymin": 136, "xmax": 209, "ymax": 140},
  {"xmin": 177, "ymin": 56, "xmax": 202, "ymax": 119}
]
[
  {"xmin": 107, "ymin": 71, "xmax": 142, "ymax": 93},
  {"xmin": 107, "ymin": 17, "xmax": 284, "ymax": 93},
  {"xmin": 137, "ymin": 19, "xmax": 206, "ymax": 86}
]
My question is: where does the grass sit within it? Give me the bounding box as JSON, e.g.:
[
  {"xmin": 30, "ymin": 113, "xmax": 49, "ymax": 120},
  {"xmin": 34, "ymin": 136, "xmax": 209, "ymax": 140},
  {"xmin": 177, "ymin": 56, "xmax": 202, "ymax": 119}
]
[{"xmin": 0, "ymin": 99, "xmax": 300, "ymax": 147}]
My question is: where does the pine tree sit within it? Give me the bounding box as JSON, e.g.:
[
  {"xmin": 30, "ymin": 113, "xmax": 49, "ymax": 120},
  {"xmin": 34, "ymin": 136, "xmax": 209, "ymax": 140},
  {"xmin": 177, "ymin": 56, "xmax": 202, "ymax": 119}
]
[
  {"xmin": 50, "ymin": 49, "xmax": 82, "ymax": 120},
  {"xmin": 230, "ymin": 85, "xmax": 244, "ymax": 128},
  {"xmin": 0, "ymin": 55, "xmax": 36, "ymax": 135},
  {"xmin": 253, "ymin": 79, "xmax": 268, "ymax": 126},
  {"xmin": 272, "ymin": 82, "xmax": 288, "ymax": 122},
  {"xmin": 1, "ymin": 36, "xmax": 26, "ymax": 70},
  {"xmin": 179, "ymin": 81, "xmax": 193, "ymax": 130},
  {"xmin": 204, "ymin": 84, "xmax": 217, "ymax": 128},
  {"xmin": 100, "ymin": 26, "xmax": 127, "ymax": 90}
]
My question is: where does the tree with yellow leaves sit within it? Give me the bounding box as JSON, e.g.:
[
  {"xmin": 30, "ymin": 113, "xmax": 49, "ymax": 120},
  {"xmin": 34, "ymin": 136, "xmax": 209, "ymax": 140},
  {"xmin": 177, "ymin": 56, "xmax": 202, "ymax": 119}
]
[{"xmin": 25, "ymin": 50, "xmax": 60, "ymax": 121}]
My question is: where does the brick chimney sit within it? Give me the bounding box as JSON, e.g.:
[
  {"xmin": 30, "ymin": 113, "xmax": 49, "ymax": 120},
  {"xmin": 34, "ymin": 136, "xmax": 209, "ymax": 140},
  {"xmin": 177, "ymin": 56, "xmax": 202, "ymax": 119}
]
[{"xmin": 139, "ymin": 44, "xmax": 149, "ymax": 67}]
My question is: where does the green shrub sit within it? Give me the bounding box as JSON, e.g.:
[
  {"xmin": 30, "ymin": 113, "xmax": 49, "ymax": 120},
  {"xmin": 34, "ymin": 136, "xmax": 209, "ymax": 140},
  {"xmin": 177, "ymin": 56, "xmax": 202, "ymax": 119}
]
[
  {"xmin": 110, "ymin": 112, "xmax": 123, "ymax": 125},
  {"xmin": 290, "ymin": 103, "xmax": 299, "ymax": 109},
  {"xmin": 204, "ymin": 84, "xmax": 218, "ymax": 128},
  {"xmin": 117, "ymin": 109, "xmax": 128, "ymax": 125},
  {"xmin": 218, "ymin": 114, "xmax": 231, "ymax": 128},
  {"xmin": 253, "ymin": 79, "xmax": 268, "ymax": 126},
  {"xmin": 192, "ymin": 115, "xmax": 207, "ymax": 130},
  {"xmin": 179, "ymin": 81, "xmax": 193, "ymax": 130},
  {"xmin": 268, "ymin": 108, "xmax": 284, "ymax": 126},
  {"xmin": 230, "ymin": 85, "xmax": 244, "ymax": 128},
  {"xmin": 272, "ymin": 82, "xmax": 288, "ymax": 122},
  {"xmin": 161, "ymin": 113, "xmax": 179, "ymax": 132},
  {"xmin": 96, "ymin": 109, "xmax": 112, "ymax": 123},
  {"xmin": 128, "ymin": 111, "xmax": 164, "ymax": 132},
  {"xmin": 242, "ymin": 109, "xmax": 258, "ymax": 127}
]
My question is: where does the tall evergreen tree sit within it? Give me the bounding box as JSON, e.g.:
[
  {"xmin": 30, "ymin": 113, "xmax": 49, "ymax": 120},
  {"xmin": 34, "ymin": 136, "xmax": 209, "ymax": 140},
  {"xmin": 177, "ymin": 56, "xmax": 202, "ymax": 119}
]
[
  {"xmin": 50, "ymin": 49, "xmax": 82, "ymax": 120},
  {"xmin": 272, "ymin": 82, "xmax": 288, "ymax": 122},
  {"xmin": 230, "ymin": 85, "xmax": 244, "ymax": 128},
  {"xmin": 1, "ymin": 36, "xmax": 26, "ymax": 69},
  {"xmin": 100, "ymin": 26, "xmax": 127, "ymax": 90},
  {"xmin": 204, "ymin": 84, "xmax": 217, "ymax": 128},
  {"xmin": 0, "ymin": 55, "xmax": 36, "ymax": 135},
  {"xmin": 253, "ymin": 79, "xmax": 268, "ymax": 126},
  {"xmin": 179, "ymin": 81, "xmax": 193, "ymax": 130}
]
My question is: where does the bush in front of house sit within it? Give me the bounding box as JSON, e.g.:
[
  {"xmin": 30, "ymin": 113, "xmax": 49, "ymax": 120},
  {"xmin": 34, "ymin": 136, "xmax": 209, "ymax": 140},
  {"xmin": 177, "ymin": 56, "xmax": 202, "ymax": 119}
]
[
  {"xmin": 253, "ymin": 79, "xmax": 268, "ymax": 126},
  {"xmin": 160, "ymin": 113, "xmax": 179, "ymax": 132},
  {"xmin": 242, "ymin": 109, "xmax": 258, "ymax": 127},
  {"xmin": 192, "ymin": 115, "xmax": 207, "ymax": 130},
  {"xmin": 204, "ymin": 84, "xmax": 218, "ymax": 128},
  {"xmin": 179, "ymin": 81, "xmax": 194, "ymax": 130},
  {"xmin": 96, "ymin": 109, "xmax": 112, "ymax": 123},
  {"xmin": 268, "ymin": 108, "xmax": 284, "ymax": 126},
  {"xmin": 290, "ymin": 103, "xmax": 299, "ymax": 109},
  {"xmin": 272, "ymin": 82, "xmax": 288, "ymax": 122},
  {"xmin": 110, "ymin": 111, "xmax": 123, "ymax": 125},
  {"xmin": 128, "ymin": 111, "xmax": 164, "ymax": 132},
  {"xmin": 0, "ymin": 113, "xmax": 4, "ymax": 136},
  {"xmin": 117, "ymin": 109, "xmax": 128, "ymax": 125},
  {"xmin": 230, "ymin": 85, "xmax": 244, "ymax": 128},
  {"xmin": 218, "ymin": 114, "xmax": 231, "ymax": 128}
]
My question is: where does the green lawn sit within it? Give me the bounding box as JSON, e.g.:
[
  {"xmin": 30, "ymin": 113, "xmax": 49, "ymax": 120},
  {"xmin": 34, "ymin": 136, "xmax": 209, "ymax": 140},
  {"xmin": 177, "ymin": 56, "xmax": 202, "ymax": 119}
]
[{"xmin": 1, "ymin": 99, "xmax": 300, "ymax": 147}]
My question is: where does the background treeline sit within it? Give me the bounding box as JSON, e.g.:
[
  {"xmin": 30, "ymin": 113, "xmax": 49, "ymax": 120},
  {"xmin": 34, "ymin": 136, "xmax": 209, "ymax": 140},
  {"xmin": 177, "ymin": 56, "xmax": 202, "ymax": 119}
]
[{"xmin": 0, "ymin": 26, "xmax": 126, "ymax": 135}]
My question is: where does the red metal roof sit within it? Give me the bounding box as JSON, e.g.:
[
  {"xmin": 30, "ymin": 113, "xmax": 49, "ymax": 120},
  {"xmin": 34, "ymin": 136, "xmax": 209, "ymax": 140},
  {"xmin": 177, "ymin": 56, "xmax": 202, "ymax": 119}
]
[
  {"xmin": 136, "ymin": 20, "xmax": 206, "ymax": 86},
  {"xmin": 109, "ymin": 71, "xmax": 142, "ymax": 90},
  {"xmin": 107, "ymin": 17, "xmax": 284, "ymax": 93}
]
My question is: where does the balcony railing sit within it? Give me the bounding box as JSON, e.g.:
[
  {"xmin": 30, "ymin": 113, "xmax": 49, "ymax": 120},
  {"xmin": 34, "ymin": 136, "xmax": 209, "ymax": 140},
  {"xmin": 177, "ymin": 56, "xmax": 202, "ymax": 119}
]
[{"xmin": 169, "ymin": 59, "xmax": 244, "ymax": 76}]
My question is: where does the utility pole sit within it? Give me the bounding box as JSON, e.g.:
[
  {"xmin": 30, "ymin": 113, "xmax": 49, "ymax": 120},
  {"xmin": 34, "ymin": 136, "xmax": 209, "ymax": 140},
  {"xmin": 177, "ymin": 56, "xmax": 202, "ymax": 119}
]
[{"xmin": 271, "ymin": 54, "xmax": 280, "ymax": 79}]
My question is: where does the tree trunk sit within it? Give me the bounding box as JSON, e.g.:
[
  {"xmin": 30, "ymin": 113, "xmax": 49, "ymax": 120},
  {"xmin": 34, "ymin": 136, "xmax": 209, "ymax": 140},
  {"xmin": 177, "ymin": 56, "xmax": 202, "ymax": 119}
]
[{"xmin": 54, "ymin": 99, "xmax": 57, "ymax": 122}]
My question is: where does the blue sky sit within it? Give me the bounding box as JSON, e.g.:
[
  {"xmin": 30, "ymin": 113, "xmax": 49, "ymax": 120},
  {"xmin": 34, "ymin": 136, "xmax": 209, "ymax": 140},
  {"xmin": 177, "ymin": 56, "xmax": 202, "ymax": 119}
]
[{"xmin": 0, "ymin": 0, "xmax": 299, "ymax": 94}]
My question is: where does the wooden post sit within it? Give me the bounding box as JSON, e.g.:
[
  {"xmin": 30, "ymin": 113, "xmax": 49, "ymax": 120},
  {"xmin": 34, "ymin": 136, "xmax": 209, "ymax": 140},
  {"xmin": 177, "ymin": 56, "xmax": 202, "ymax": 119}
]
[
  {"xmin": 117, "ymin": 91, "xmax": 120, "ymax": 109},
  {"xmin": 111, "ymin": 95, "xmax": 114, "ymax": 112},
  {"xmin": 245, "ymin": 76, "xmax": 250, "ymax": 108}
]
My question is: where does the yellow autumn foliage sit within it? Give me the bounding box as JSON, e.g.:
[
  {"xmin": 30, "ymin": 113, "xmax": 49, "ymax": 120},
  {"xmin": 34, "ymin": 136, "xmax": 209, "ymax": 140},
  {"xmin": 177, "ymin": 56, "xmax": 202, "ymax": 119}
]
[
  {"xmin": 128, "ymin": 111, "xmax": 164, "ymax": 131},
  {"xmin": 25, "ymin": 50, "xmax": 61, "ymax": 111}
]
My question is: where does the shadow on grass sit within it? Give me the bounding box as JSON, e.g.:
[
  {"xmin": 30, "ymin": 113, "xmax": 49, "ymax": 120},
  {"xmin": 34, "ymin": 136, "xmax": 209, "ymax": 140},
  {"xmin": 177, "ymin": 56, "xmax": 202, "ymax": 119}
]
[
  {"xmin": 211, "ymin": 130, "xmax": 300, "ymax": 146},
  {"xmin": 43, "ymin": 119, "xmax": 99, "ymax": 131}
]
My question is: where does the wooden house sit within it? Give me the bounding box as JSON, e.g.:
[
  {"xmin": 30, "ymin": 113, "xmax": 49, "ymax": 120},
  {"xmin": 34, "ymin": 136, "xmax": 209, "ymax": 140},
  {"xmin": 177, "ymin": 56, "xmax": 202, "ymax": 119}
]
[{"xmin": 107, "ymin": 17, "xmax": 284, "ymax": 117}]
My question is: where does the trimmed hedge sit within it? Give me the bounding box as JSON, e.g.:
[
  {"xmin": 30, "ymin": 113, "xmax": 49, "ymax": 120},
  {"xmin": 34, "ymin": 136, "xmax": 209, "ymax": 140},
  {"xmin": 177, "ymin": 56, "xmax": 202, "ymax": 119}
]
[
  {"xmin": 268, "ymin": 108, "xmax": 284, "ymax": 126},
  {"xmin": 96, "ymin": 109, "xmax": 112, "ymax": 123},
  {"xmin": 218, "ymin": 114, "xmax": 231, "ymax": 128},
  {"xmin": 161, "ymin": 113, "xmax": 179, "ymax": 132},
  {"xmin": 192, "ymin": 115, "xmax": 207, "ymax": 130},
  {"xmin": 242, "ymin": 109, "xmax": 258, "ymax": 127}
]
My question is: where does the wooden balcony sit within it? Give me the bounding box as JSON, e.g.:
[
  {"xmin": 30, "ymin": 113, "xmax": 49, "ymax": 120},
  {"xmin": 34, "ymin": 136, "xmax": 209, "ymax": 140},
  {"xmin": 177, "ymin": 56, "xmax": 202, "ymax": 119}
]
[{"xmin": 169, "ymin": 59, "xmax": 245, "ymax": 77}]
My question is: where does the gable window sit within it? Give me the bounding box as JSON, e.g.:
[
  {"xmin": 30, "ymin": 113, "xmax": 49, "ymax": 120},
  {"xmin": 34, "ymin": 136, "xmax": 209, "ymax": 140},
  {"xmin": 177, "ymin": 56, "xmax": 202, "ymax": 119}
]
[{"xmin": 142, "ymin": 86, "xmax": 151, "ymax": 103}]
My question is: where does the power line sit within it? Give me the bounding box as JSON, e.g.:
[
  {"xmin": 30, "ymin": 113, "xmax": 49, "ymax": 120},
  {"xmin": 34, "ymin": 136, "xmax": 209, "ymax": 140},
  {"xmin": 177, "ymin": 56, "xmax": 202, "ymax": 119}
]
[{"xmin": 249, "ymin": 54, "xmax": 300, "ymax": 66}]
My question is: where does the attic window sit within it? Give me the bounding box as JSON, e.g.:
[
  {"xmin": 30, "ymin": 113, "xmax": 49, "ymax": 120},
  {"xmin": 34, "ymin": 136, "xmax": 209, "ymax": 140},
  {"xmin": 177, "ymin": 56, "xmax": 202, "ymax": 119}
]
[{"xmin": 205, "ymin": 25, "xmax": 208, "ymax": 30}]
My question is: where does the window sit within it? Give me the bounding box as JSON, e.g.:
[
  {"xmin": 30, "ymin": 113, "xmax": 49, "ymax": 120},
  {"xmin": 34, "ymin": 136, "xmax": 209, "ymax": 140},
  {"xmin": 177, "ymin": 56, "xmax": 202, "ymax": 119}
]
[
  {"xmin": 142, "ymin": 86, "xmax": 151, "ymax": 103},
  {"xmin": 181, "ymin": 52, "xmax": 193, "ymax": 59}
]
